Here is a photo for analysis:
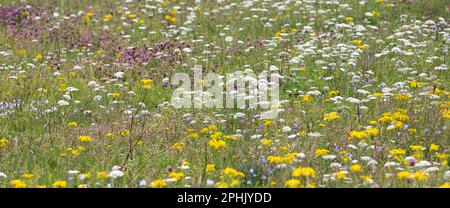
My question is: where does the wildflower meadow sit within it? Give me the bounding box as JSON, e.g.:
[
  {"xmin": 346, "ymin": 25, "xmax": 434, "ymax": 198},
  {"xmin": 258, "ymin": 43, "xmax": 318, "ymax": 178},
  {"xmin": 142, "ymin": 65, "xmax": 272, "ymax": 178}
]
[{"xmin": 0, "ymin": 0, "xmax": 449, "ymax": 188}]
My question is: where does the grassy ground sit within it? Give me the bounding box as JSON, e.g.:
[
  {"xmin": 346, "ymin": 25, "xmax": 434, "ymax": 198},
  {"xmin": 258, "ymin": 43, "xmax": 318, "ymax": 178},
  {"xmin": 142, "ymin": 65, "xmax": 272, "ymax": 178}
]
[{"xmin": 0, "ymin": 0, "xmax": 449, "ymax": 188}]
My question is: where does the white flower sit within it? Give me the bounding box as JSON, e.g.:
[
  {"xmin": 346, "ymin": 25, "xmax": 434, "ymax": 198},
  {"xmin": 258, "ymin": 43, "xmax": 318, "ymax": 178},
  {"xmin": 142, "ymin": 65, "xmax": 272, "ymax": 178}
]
[
  {"xmin": 0, "ymin": 172, "xmax": 7, "ymax": 178},
  {"xmin": 307, "ymin": 132, "xmax": 323, "ymax": 137},
  {"xmin": 112, "ymin": 165, "xmax": 121, "ymax": 171},
  {"xmin": 445, "ymin": 171, "xmax": 450, "ymax": 178},
  {"xmin": 114, "ymin": 72, "xmax": 125, "ymax": 79},
  {"xmin": 206, "ymin": 179, "xmax": 215, "ymax": 186},
  {"xmin": 360, "ymin": 156, "xmax": 372, "ymax": 161},
  {"xmin": 415, "ymin": 160, "xmax": 432, "ymax": 168},
  {"xmin": 330, "ymin": 163, "xmax": 342, "ymax": 169},
  {"xmin": 323, "ymin": 155, "xmax": 337, "ymax": 160},
  {"xmin": 66, "ymin": 87, "xmax": 79, "ymax": 92},
  {"xmin": 180, "ymin": 165, "xmax": 190, "ymax": 170},
  {"xmin": 57, "ymin": 100, "xmax": 69, "ymax": 106},
  {"xmin": 297, "ymin": 153, "xmax": 306, "ymax": 158},
  {"xmin": 165, "ymin": 178, "xmax": 177, "ymax": 183},
  {"xmin": 425, "ymin": 167, "xmax": 439, "ymax": 173},
  {"xmin": 384, "ymin": 161, "xmax": 399, "ymax": 167},
  {"xmin": 225, "ymin": 36, "xmax": 233, "ymax": 42},
  {"xmin": 93, "ymin": 95, "xmax": 103, "ymax": 101},
  {"xmin": 282, "ymin": 126, "xmax": 292, "ymax": 133},
  {"xmin": 368, "ymin": 160, "xmax": 378, "ymax": 166},
  {"xmin": 287, "ymin": 134, "xmax": 297, "ymax": 139},
  {"xmin": 63, "ymin": 94, "xmax": 71, "ymax": 100},
  {"xmin": 182, "ymin": 48, "xmax": 192, "ymax": 53},
  {"xmin": 109, "ymin": 170, "xmax": 125, "ymax": 179},
  {"xmin": 250, "ymin": 134, "xmax": 262, "ymax": 139},
  {"xmin": 269, "ymin": 65, "xmax": 279, "ymax": 72},
  {"xmin": 68, "ymin": 170, "xmax": 80, "ymax": 175},
  {"xmin": 139, "ymin": 180, "xmax": 147, "ymax": 187},
  {"xmin": 88, "ymin": 81, "xmax": 97, "ymax": 88}
]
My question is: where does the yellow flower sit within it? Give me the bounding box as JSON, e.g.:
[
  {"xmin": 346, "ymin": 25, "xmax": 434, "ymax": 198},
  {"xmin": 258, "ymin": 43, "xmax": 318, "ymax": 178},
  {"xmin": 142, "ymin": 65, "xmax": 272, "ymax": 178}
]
[
  {"xmin": 396, "ymin": 171, "xmax": 412, "ymax": 181},
  {"xmin": 78, "ymin": 135, "xmax": 92, "ymax": 143},
  {"xmin": 371, "ymin": 10, "xmax": 380, "ymax": 16},
  {"xmin": 285, "ymin": 179, "xmax": 301, "ymax": 188},
  {"xmin": 17, "ymin": 49, "xmax": 26, "ymax": 56},
  {"xmin": 210, "ymin": 132, "xmax": 222, "ymax": 140},
  {"xmin": 120, "ymin": 130, "xmax": 129, "ymax": 137},
  {"xmin": 360, "ymin": 175, "xmax": 372, "ymax": 182},
  {"xmin": 111, "ymin": 92, "xmax": 121, "ymax": 99},
  {"xmin": 78, "ymin": 184, "xmax": 88, "ymax": 188},
  {"xmin": 263, "ymin": 120, "xmax": 273, "ymax": 126},
  {"xmin": 279, "ymin": 146, "xmax": 288, "ymax": 152},
  {"xmin": 168, "ymin": 9, "xmax": 177, "ymax": 16},
  {"xmin": 103, "ymin": 14, "xmax": 113, "ymax": 22},
  {"xmin": 223, "ymin": 135, "xmax": 238, "ymax": 141},
  {"xmin": 335, "ymin": 171, "xmax": 347, "ymax": 180},
  {"xmin": 261, "ymin": 139, "xmax": 272, "ymax": 147},
  {"xmin": 413, "ymin": 171, "xmax": 429, "ymax": 182},
  {"xmin": 171, "ymin": 142, "xmax": 185, "ymax": 151},
  {"xmin": 216, "ymin": 182, "xmax": 229, "ymax": 188},
  {"xmin": 187, "ymin": 133, "xmax": 199, "ymax": 139},
  {"xmin": 394, "ymin": 93, "xmax": 411, "ymax": 102},
  {"xmin": 352, "ymin": 39, "xmax": 363, "ymax": 45},
  {"xmin": 345, "ymin": 16, "xmax": 354, "ymax": 21},
  {"xmin": 208, "ymin": 139, "xmax": 227, "ymax": 150},
  {"xmin": 71, "ymin": 150, "xmax": 80, "ymax": 156},
  {"xmin": 430, "ymin": 144, "xmax": 440, "ymax": 151},
  {"xmin": 0, "ymin": 138, "xmax": 9, "ymax": 149},
  {"xmin": 52, "ymin": 180, "xmax": 67, "ymax": 188},
  {"xmin": 373, "ymin": 92, "xmax": 383, "ymax": 97},
  {"xmin": 140, "ymin": 79, "xmax": 153, "ymax": 89},
  {"xmin": 208, "ymin": 124, "xmax": 218, "ymax": 131},
  {"xmin": 323, "ymin": 112, "xmax": 340, "ymax": 121},
  {"xmin": 10, "ymin": 180, "xmax": 27, "ymax": 188},
  {"xmin": 408, "ymin": 81, "xmax": 422, "ymax": 88},
  {"xmin": 106, "ymin": 133, "xmax": 114, "ymax": 139},
  {"xmin": 128, "ymin": 14, "xmax": 137, "ymax": 19},
  {"xmin": 393, "ymin": 120, "xmax": 403, "ymax": 128},
  {"xmin": 200, "ymin": 128, "xmax": 209, "ymax": 133},
  {"xmin": 97, "ymin": 172, "xmax": 109, "ymax": 179},
  {"xmin": 349, "ymin": 164, "xmax": 363, "ymax": 173},
  {"xmin": 168, "ymin": 172, "xmax": 185, "ymax": 181},
  {"xmin": 20, "ymin": 173, "xmax": 34, "ymax": 179},
  {"xmin": 292, "ymin": 167, "xmax": 315, "ymax": 178},
  {"xmin": 409, "ymin": 145, "xmax": 424, "ymax": 151},
  {"xmin": 365, "ymin": 128, "xmax": 379, "ymax": 136},
  {"xmin": 86, "ymin": 12, "xmax": 94, "ymax": 17},
  {"xmin": 328, "ymin": 90, "xmax": 339, "ymax": 96},
  {"xmin": 442, "ymin": 109, "xmax": 450, "ymax": 119},
  {"xmin": 164, "ymin": 15, "xmax": 176, "ymax": 24},
  {"xmin": 151, "ymin": 179, "xmax": 167, "ymax": 188},
  {"xmin": 301, "ymin": 94, "xmax": 312, "ymax": 102},
  {"xmin": 315, "ymin": 149, "xmax": 329, "ymax": 157},
  {"xmin": 206, "ymin": 164, "xmax": 215, "ymax": 174},
  {"xmin": 35, "ymin": 53, "xmax": 43, "ymax": 60},
  {"xmin": 390, "ymin": 148, "xmax": 406, "ymax": 161},
  {"xmin": 68, "ymin": 122, "xmax": 78, "ymax": 127},
  {"xmin": 267, "ymin": 153, "xmax": 298, "ymax": 164},
  {"xmin": 348, "ymin": 131, "xmax": 368, "ymax": 140},
  {"xmin": 230, "ymin": 180, "xmax": 240, "ymax": 187},
  {"xmin": 438, "ymin": 183, "xmax": 450, "ymax": 188},
  {"xmin": 35, "ymin": 185, "xmax": 47, "ymax": 188},
  {"xmin": 222, "ymin": 167, "xmax": 245, "ymax": 178}
]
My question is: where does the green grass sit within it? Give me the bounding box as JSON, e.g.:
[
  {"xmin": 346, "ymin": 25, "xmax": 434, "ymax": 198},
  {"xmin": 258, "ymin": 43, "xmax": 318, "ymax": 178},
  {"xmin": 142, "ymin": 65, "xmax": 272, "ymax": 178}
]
[{"xmin": 0, "ymin": 0, "xmax": 449, "ymax": 188}]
